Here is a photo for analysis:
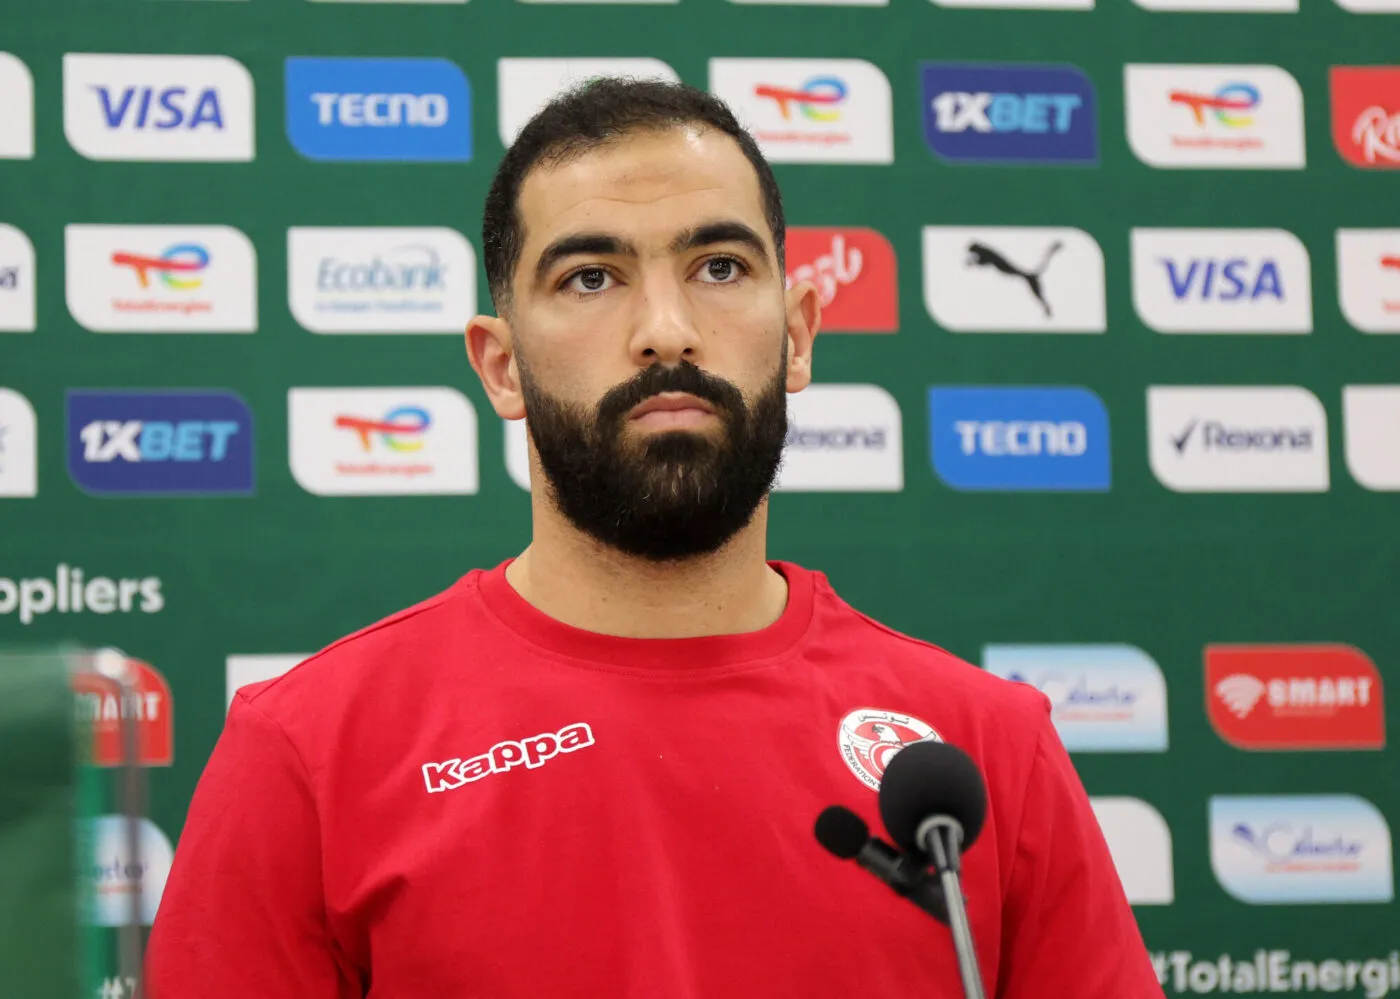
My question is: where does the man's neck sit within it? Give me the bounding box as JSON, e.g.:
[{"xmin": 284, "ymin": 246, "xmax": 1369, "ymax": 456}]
[{"xmin": 505, "ymin": 500, "xmax": 789, "ymax": 640}]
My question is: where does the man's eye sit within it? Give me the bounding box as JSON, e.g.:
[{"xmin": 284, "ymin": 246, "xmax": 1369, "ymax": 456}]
[
  {"xmin": 565, "ymin": 268, "xmax": 613, "ymax": 294},
  {"xmin": 699, "ymin": 257, "xmax": 746, "ymax": 284}
]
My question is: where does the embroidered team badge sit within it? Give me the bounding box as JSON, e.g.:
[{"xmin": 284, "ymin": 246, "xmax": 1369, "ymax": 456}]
[{"xmin": 838, "ymin": 708, "xmax": 943, "ymax": 791}]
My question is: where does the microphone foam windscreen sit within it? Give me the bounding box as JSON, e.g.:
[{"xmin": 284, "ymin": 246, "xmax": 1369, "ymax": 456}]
[
  {"xmin": 814, "ymin": 805, "xmax": 870, "ymax": 860},
  {"xmin": 878, "ymin": 741, "xmax": 988, "ymax": 855}
]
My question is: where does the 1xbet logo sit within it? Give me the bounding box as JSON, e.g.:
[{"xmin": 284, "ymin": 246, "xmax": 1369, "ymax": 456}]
[
  {"xmin": 922, "ymin": 63, "xmax": 1098, "ymax": 165},
  {"xmin": 67, "ymin": 390, "xmax": 255, "ymax": 496}
]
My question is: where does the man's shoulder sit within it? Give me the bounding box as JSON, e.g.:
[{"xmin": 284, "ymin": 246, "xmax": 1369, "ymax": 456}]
[{"xmin": 233, "ymin": 570, "xmax": 482, "ymax": 720}]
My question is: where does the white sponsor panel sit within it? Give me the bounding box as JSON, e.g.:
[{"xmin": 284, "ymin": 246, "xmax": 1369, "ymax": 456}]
[
  {"xmin": 1133, "ymin": 0, "xmax": 1295, "ymax": 8},
  {"xmin": 777, "ymin": 384, "xmax": 903, "ymax": 491},
  {"xmin": 931, "ymin": 0, "xmax": 1091, "ymax": 6},
  {"xmin": 225, "ymin": 654, "xmax": 309, "ymax": 709},
  {"xmin": 289, "ymin": 387, "xmax": 478, "ymax": 496},
  {"xmin": 1148, "ymin": 386, "xmax": 1328, "ymax": 492},
  {"xmin": 0, "ymin": 53, "xmax": 34, "ymax": 159},
  {"xmin": 731, "ymin": 0, "xmax": 886, "ymax": 6},
  {"xmin": 708, "ymin": 59, "xmax": 893, "ymax": 164},
  {"xmin": 0, "ymin": 223, "xmax": 36, "ymax": 332},
  {"xmin": 922, "ymin": 226, "xmax": 1106, "ymax": 333},
  {"xmin": 1091, "ymin": 797, "xmax": 1175, "ymax": 905},
  {"xmin": 506, "ymin": 420, "xmax": 530, "ymax": 491},
  {"xmin": 85, "ymin": 816, "xmax": 174, "ymax": 927},
  {"xmin": 1125, "ymin": 64, "xmax": 1305, "ymax": 169},
  {"xmin": 1336, "ymin": 229, "xmax": 1400, "ymax": 334},
  {"xmin": 65, "ymin": 224, "xmax": 257, "ymax": 333},
  {"xmin": 0, "ymin": 388, "xmax": 37, "ymax": 497},
  {"xmin": 288, "ymin": 227, "xmax": 475, "ymax": 334},
  {"xmin": 498, "ymin": 58, "xmax": 680, "ymax": 147},
  {"xmin": 1333, "ymin": 0, "xmax": 1400, "ymax": 9},
  {"xmin": 63, "ymin": 54, "xmax": 254, "ymax": 162},
  {"xmin": 1343, "ymin": 386, "xmax": 1400, "ymax": 491},
  {"xmin": 1131, "ymin": 228, "xmax": 1311, "ymax": 334},
  {"xmin": 309, "ymin": 0, "xmax": 464, "ymax": 3}
]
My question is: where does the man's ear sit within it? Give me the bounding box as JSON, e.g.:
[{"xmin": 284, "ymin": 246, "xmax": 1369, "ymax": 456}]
[
  {"xmin": 783, "ymin": 278, "xmax": 821, "ymax": 393},
  {"xmin": 465, "ymin": 314, "xmax": 526, "ymax": 420}
]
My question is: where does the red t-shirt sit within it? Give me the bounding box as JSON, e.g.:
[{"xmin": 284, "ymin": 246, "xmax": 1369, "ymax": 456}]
[{"xmin": 146, "ymin": 560, "xmax": 1163, "ymax": 998}]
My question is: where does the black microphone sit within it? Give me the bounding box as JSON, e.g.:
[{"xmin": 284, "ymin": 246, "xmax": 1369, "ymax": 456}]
[
  {"xmin": 814, "ymin": 805, "xmax": 949, "ymax": 924},
  {"xmin": 878, "ymin": 741, "xmax": 990, "ymax": 999}
]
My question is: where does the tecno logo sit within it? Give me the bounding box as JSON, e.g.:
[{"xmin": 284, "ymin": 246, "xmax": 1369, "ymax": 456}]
[
  {"xmin": 954, "ymin": 419, "xmax": 1087, "ymax": 456},
  {"xmin": 309, "ymin": 92, "xmax": 448, "ymax": 127},
  {"xmin": 0, "ymin": 565, "xmax": 164, "ymax": 626},
  {"xmin": 1148, "ymin": 386, "xmax": 1329, "ymax": 492}
]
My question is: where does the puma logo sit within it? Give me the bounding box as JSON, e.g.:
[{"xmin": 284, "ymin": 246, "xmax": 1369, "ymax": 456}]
[{"xmin": 965, "ymin": 241, "xmax": 1063, "ymax": 318}]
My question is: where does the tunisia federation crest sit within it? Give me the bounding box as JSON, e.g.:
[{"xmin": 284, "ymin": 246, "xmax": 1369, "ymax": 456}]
[{"xmin": 838, "ymin": 708, "xmax": 943, "ymax": 791}]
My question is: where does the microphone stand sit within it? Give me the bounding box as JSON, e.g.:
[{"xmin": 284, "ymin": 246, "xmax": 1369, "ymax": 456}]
[{"xmin": 917, "ymin": 816, "xmax": 986, "ymax": 999}]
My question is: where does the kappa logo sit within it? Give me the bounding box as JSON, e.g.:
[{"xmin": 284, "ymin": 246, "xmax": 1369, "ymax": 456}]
[
  {"xmin": 837, "ymin": 708, "xmax": 943, "ymax": 791},
  {"xmin": 422, "ymin": 722, "xmax": 595, "ymax": 794}
]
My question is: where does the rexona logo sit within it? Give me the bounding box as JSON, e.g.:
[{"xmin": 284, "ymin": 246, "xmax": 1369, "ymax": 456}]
[
  {"xmin": 1331, "ymin": 67, "xmax": 1400, "ymax": 169},
  {"xmin": 1206, "ymin": 644, "xmax": 1385, "ymax": 751},
  {"xmin": 288, "ymin": 387, "xmax": 478, "ymax": 495},
  {"xmin": 287, "ymin": 227, "xmax": 475, "ymax": 334},
  {"xmin": 66, "ymin": 390, "xmax": 255, "ymax": 496},
  {"xmin": 64, "ymin": 224, "xmax": 257, "ymax": 333},
  {"xmin": 0, "ymin": 565, "xmax": 164, "ymax": 627},
  {"xmin": 63, "ymin": 54, "xmax": 254, "ymax": 162},
  {"xmin": 422, "ymin": 722, "xmax": 596, "ymax": 794},
  {"xmin": 1210, "ymin": 795, "xmax": 1394, "ymax": 904},
  {"xmin": 285, "ymin": 57, "xmax": 471, "ymax": 162},
  {"xmin": 1125, "ymin": 64, "xmax": 1305, "ymax": 169},
  {"xmin": 708, "ymin": 58, "xmax": 893, "ymax": 164},
  {"xmin": 929, "ymin": 386, "xmax": 1111, "ymax": 491},
  {"xmin": 1336, "ymin": 229, "xmax": 1400, "ymax": 333},
  {"xmin": 1148, "ymin": 386, "xmax": 1328, "ymax": 493},
  {"xmin": 71, "ymin": 648, "xmax": 174, "ymax": 767},
  {"xmin": 984, "ymin": 644, "xmax": 1168, "ymax": 752},
  {"xmin": 776, "ymin": 384, "xmax": 903, "ymax": 492},
  {"xmin": 1343, "ymin": 385, "xmax": 1400, "ymax": 491},
  {"xmin": 785, "ymin": 228, "xmax": 897, "ymax": 332},
  {"xmin": 1090, "ymin": 797, "xmax": 1175, "ymax": 905},
  {"xmin": 0, "ymin": 223, "xmax": 36, "ymax": 333},
  {"xmin": 921, "ymin": 62, "xmax": 1098, "ymax": 165},
  {"xmin": 84, "ymin": 815, "xmax": 174, "ymax": 927},
  {"xmin": 497, "ymin": 58, "xmax": 680, "ymax": 147},
  {"xmin": 1130, "ymin": 228, "xmax": 1312, "ymax": 334},
  {"xmin": 922, "ymin": 226, "xmax": 1105, "ymax": 334},
  {"xmin": 0, "ymin": 53, "xmax": 34, "ymax": 160},
  {"xmin": 0, "ymin": 387, "xmax": 37, "ymax": 498}
]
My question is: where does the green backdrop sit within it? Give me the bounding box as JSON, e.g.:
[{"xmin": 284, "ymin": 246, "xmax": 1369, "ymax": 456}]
[{"xmin": 1, "ymin": 0, "xmax": 1397, "ymax": 995}]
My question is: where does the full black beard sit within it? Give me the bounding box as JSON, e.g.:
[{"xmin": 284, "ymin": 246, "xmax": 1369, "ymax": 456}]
[{"xmin": 519, "ymin": 355, "xmax": 789, "ymax": 562}]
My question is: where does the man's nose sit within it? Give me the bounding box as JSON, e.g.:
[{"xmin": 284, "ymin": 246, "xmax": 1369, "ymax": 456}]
[{"xmin": 629, "ymin": 272, "xmax": 704, "ymax": 368}]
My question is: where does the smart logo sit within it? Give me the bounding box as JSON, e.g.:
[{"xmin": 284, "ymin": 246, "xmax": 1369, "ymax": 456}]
[
  {"xmin": 66, "ymin": 390, "xmax": 255, "ymax": 496},
  {"xmin": 921, "ymin": 63, "xmax": 1097, "ymax": 165},
  {"xmin": 285, "ymin": 57, "xmax": 471, "ymax": 162},
  {"xmin": 756, "ymin": 77, "xmax": 847, "ymax": 121},
  {"xmin": 929, "ymin": 387, "xmax": 1111, "ymax": 491}
]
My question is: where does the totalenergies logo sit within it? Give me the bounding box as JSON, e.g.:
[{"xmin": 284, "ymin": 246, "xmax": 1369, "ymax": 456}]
[
  {"xmin": 111, "ymin": 243, "xmax": 209, "ymax": 290},
  {"xmin": 1171, "ymin": 83, "xmax": 1260, "ymax": 128},
  {"xmin": 336, "ymin": 406, "xmax": 431, "ymax": 452},
  {"xmin": 755, "ymin": 76, "xmax": 847, "ymax": 122}
]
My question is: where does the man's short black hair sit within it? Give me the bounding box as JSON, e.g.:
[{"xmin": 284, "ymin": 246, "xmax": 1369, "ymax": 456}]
[{"xmin": 482, "ymin": 77, "xmax": 786, "ymax": 311}]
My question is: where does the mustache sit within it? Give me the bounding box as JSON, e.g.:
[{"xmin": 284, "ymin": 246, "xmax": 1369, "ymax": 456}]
[{"xmin": 596, "ymin": 361, "xmax": 745, "ymax": 428}]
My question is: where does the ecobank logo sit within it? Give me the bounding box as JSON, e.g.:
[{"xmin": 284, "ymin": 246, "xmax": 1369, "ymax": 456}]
[
  {"xmin": 1131, "ymin": 228, "xmax": 1312, "ymax": 334},
  {"xmin": 1210, "ymin": 795, "xmax": 1394, "ymax": 904},
  {"xmin": 63, "ymin": 54, "xmax": 254, "ymax": 161},
  {"xmin": 497, "ymin": 59, "xmax": 679, "ymax": 146},
  {"xmin": 929, "ymin": 386, "xmax": 1111, "ymax": 491},
  {"xmin": 921, "ymin": 62, "xmax": 1098, "ymax": 165},
  {"xmin": 85, "ymin": 816, "xmax": 174, "ymax": 927},
  {"xmin": 287, "ymin": 227, "xmax": 476, "ymax": 333},
  {"xmin": 285, "ymin": 58, "xmax": 471, "ymax": 162},
  {"xmin": 1148, "ymin": 386, "xmax": 1328, "ymax": 492}
]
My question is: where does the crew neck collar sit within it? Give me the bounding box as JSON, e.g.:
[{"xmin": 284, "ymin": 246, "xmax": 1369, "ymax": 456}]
[{"xmin": 473, "ymin": 559, "xmax": 815, "ymax": 673}]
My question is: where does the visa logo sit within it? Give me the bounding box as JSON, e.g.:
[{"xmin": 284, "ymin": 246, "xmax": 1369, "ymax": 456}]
[
  {"xmin": 922, "ymin": 62, "xmax": 1098, "ymax": 165},
  {"xmin": 1163, "ymin": 258, "xmax": 1285, "ymax": 302},
  {"xmin": 66, "ymin": 390, "xmax": 255, "ymax": 496},
  {"xmin": 95, "ymin": 86, "xmax": 225, "ymax": 130}
]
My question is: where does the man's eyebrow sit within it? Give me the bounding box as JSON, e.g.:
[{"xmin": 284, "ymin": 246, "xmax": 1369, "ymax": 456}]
[
  {"xmin": 533, "ymin": 233, "xmax": 639, "ymax": 285},
  {"xmin": 669, "ymin": 221, "xmax": 770, "ymax": 260}
]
